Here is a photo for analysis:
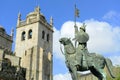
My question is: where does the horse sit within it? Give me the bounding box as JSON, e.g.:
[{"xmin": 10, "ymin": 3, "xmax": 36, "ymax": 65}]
[{"xmin": 59, "ymin": 37, "xmax": 115, "ymax": 80}]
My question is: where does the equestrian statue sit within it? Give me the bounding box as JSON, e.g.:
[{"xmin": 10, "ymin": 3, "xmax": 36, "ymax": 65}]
[{"xmin": 59, "ymin": 23, "xmax": 115, "ymax": 80}]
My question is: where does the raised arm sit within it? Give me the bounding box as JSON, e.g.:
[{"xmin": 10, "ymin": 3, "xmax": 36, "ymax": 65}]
[{"xmin": 74, "ymin": 25, "xmax": 78, "ymax": 34}]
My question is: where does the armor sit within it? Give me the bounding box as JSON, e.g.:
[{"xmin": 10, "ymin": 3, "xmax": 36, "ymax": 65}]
[
  {"xmin": 74, "ymin": 23, "xmax": 89, "ymax": 67},
  {"xmin": 74, "ymin": 23, "xmax": 89, "ymax": 44}
]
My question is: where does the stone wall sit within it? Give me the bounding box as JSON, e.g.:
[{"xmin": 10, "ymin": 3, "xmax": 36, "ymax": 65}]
[
  {"xmin": 0, "ymin": 48, "xmax": 26, "ymax": 80},
  {"xmin": 0, "ymin": 31, "xmax": 12, "ymax": 50},
  {"xmin": 78, "ymin": 73, "xmax": 97, "ymax": 80}
]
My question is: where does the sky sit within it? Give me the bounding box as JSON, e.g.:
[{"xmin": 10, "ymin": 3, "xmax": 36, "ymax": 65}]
[{"xmin": 0, "ymin": 0, "xmax": 120, "ymax": 80}]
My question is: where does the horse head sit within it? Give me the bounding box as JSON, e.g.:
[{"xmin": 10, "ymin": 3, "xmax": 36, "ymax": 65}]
[
  {"xmin": 59, "ymin": 37, "xmax": 76, "ymax": 54},
  {"xmin": 59, "ymin": 37, "xmax": 72, "ymax": 46}
]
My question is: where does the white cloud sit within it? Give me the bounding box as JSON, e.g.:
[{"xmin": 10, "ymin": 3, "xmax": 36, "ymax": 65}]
[
  {"xmin": 60, "ymin": 21, "xmax": 81, "ymax": 38},
  {"xmin": 109, "ymin": 56, "xmax": 120, "ymax": 66},
  {"xmin": 53, "ymin": 21, "xmax": 82, "ymax": 60},
  {"xmin": 53, "ymin": 12, "xmax": 120, "ymax": 80},
  {"xmin": 53, "ymin": 27, "xmax": 64, "ymax": 60},
  {"xmin": 54, "ymin": 73, "xmax": 72, "ymax": 80},
  {"xmin": 102, "ymin": 11, "xmax": 120, "ymax": 26},
  {"xmin": 53, "ymin": 19, "xmax": 120, "ymax": 64},
  {"xmin": 85, "ymin": 19, "xmax": 120, "ymax": 54},
  {"xmin": 53, "ymin": 71, "xmax": 91, "ymax": 80},
  {"xmin": 102, "ymin": 11, "xmax": 118, "ymax": 19}
]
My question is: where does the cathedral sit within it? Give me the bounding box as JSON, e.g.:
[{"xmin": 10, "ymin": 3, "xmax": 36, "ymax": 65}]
[
  {"xmin": 0, "ymin": 6, "xmax": 53, "ymax": 80},
  {"xmin": 1, "ymin": 5, "xmax": 120, "ymax": 80}
]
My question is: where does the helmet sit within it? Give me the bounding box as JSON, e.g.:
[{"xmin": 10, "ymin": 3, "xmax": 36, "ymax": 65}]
[{"xmin": 80, "ymin": 23, "xmax": 86, "ymax": 31}]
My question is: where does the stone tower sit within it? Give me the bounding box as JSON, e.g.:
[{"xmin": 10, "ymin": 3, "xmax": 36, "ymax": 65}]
[
  {"xmin": 0, "ymin": 25, "xmax": 13, "ymax": 50},
  {"xmin": 15, "ymin": 6, "xmax": 53, "ymax": 80}
]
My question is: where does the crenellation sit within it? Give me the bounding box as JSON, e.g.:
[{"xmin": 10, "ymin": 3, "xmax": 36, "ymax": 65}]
[
  {"xmin": 0, "ymin": 31, "xmax": 13, "ymax": 41},
  {"xmin": 0, "ymin": 6, "xmax": 53, "ymax": 80},
  {"xmin": 19, "ymin": 20, "xmax": 26, "ymax": 26},
  {"xmin": 5, "ymin": 54, "xmax": 20, "ymax": 66},
  {"xmin": 0, "ymin": 26, "xmax": 13, "ymax": 51}
]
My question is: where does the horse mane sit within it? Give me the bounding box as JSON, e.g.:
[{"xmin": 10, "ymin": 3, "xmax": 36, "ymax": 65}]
[{"xmin": 65, "ymin": 38, "xmax": 76, "ymax": 54}]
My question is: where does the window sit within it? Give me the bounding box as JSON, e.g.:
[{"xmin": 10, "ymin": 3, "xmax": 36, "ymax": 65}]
[
  {"xmin": 28, "ymin": 29, "xmax": 32, "ymax": 39},
  {"xmin": 21, "ymin": 31, "xmax": 26, "ymax": 41},
  {"xmin": 47, "ymin": 34, "xmax": 49, "ymax": 42},
  {"xmin": 25, "ymin": 51, "xmax": 27, "ymax": 56},
  {"xmin": 42, "ymin": 31, "xmax": 45, "ymax": 39}
]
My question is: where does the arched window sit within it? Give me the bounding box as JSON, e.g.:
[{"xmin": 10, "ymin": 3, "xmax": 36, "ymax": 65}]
[
  {"xmin": 42, "ymin": 31, "xmax": 45, "ymax": 39},
  {"xmin": 47, "ymin": 34, "xmax": 49, "ymax": 42},
  {"xmin": 28, "ymin": 29, "xmax": 32, "ymax": 39},
  {"xmin": 21, "ymin": 31, "xmax": 26, "ymax": 41}
]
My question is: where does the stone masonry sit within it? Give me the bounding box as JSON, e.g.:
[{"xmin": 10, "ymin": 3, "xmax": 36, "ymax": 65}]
[{"xmin": 0, "ymin": 6, "xmax": 53, "ymax": 80}]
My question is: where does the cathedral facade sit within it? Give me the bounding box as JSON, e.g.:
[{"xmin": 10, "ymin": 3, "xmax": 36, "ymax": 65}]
[{"xmin": 0, "ymin": 6, "xmax": 53, "ymax": 80}]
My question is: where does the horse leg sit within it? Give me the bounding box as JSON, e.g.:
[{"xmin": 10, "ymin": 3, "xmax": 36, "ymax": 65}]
[
  {"xmin": 69, "ymin": 71, "xmax": 75, "ymax": 80},
  {"xmin": 96, "ymin": 69, "xmax": 106, "ymax": 80},
  {"xmin": 70, "ymin": 65, "xmax": 78, "ymax": 80},
  {"xmin": 98, "ymin": 69, "xmax": 106, "ymax": 80},
  {"xmin": 90, "ymin": 67, "xmax": 106, "ymax": 80},
  {"xmin": 69, "ymin": 68, "xmax": 75, "ymax": 80}
]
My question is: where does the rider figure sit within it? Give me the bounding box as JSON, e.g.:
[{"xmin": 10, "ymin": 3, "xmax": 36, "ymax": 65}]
[{"xmin": 74, "ymin": 23, "xmax": 89, "ymax": 67}]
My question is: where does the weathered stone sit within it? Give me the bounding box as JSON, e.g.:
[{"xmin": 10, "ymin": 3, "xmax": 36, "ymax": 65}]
[
  {"xmin": 0, "ymin": 6, "xmax": 53, "ymax": 80},
  {"xmin": 15, "ymin": 6, "xmax": 53, "ymax": 80}
]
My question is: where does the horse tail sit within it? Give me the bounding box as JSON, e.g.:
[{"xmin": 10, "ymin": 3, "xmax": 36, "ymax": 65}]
[{"xmin": 105, "ymin": 58, "xmax": 115, "ymax": 78}]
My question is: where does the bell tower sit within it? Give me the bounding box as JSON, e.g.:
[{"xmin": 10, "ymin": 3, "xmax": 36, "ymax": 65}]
[{"xmin": 15, "ymin": 6, "xmax": 53, "ymax": 80}]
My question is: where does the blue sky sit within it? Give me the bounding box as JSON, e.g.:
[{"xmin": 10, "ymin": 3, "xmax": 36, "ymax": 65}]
[
  {"xmin": 0, "ymin": 0, "xmax": 120, "ymax": 31},
  {"xmin": 0, "ymin": 0, "xmax": 120, "ymax": 80}
]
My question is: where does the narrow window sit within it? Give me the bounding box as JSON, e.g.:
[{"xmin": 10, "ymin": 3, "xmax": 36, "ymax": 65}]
[
  {"xmin": 21, "ymin": 31, "xmax": 26, "ymax": 41},
  {"xmin": 47, "ymin": 34, "xmax": 49, "ymax": 42},
  {"xmin": 24, "ymin": 50, "xmax": 27, "ymax": 56},
  {"xmin": 42, "ymin": 31, "xmax": 45, "ymax": 39},
  {"xmin": 28, "ymin": 29, "xmax": 32, "ymax": 39}
]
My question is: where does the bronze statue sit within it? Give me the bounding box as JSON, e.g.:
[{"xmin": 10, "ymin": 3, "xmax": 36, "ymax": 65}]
[
  {"xmin": 73, "ymin": 23, "xmax": 89, "ymax": 68},
  {"xmin": 59, "ymin": 23, "xmax": 115, "ymax": 80}
]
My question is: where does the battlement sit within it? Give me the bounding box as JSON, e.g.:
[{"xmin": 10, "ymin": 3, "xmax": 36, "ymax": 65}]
[
  {"xmin": 0, "ymin": 30, "xmax": 12, "ymax": 42},
  {"xmin": 17, "ymin": 7, "xmax": 53, "ymax": 32},
  {"xmin": 0, "ymin": 28, "xmax": 13, "ymax": 50}
]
